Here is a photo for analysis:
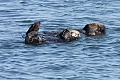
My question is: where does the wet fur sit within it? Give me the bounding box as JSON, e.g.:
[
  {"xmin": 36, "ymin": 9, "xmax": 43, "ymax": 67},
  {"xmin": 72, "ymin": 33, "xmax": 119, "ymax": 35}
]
[
  {"xmin": 58, "ymin": 29, "xmax": 80, "ymax": 42},
  {"xmin": 25, "ymin": 22, "xmax": 44, "ymax": 44},
  {"xmin": 26, "ymin": 22, "xmax": 40, "ymax": 35},
  {"xmin": 24, "ymin": 22, "xmax": 106, "ymax": 44},
  {"xmin": 83, "ymin": 22, "xmax": 106, "ymax": 36}
]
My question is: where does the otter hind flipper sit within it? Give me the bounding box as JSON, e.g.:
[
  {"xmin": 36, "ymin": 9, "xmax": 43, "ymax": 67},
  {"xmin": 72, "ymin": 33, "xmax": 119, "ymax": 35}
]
[{"xmin": 26, "ymin": 22, "xmax": 40, "ymax": 35}]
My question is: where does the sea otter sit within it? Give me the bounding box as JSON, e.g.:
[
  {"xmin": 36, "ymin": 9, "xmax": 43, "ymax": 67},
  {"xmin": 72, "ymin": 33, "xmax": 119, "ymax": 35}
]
[
  {"xmin": 25, "ymin": 22, "xmax": 81, "ymax": 44},
  {"xmin": 82, "ymin": 22, "xmax": 106, "ymax": 36}
]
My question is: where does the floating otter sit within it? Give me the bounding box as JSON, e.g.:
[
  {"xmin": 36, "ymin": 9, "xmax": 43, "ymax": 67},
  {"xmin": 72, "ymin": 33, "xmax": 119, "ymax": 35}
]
[
  {"xmin": 25, "ymin": 22, "xmax": 81, "ymax": 44},
  {"xmin": 25, "ymin": 22, "xmax": 106, "ymax": 44},
  {"xmin": 82, "ymin": 22, "xmax": 106, "ymax": 36}
]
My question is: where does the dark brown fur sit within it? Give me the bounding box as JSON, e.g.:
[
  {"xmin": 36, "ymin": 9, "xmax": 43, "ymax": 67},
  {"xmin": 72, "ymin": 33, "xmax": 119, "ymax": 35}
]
[
  {"xmin": 25, "ymin": 22, "xmax": 44, "ymax": 44},
  {"xmin": 24, "ymin": 22, "xmax": 106, "ymax": 44},
  {"xmin": 82, "ymin": 22, "xmax": 106, "ymax": 36},
  {"xmin": 26, "ymin": 22, "xmax": 40, "ymax": 35}
]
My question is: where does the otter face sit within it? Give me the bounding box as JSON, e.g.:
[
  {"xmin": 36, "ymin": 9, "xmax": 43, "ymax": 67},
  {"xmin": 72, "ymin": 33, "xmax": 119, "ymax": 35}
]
[
  {"xmin": 71, "ymin": 30, "xmax": 80, "ymax": 38},
  {"xmin": 59, "ymin": 29, "xmax": 80, "ymax": 42}
]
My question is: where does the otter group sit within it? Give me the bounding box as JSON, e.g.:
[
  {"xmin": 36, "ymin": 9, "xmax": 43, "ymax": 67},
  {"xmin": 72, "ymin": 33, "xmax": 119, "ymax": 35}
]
[{"xmin": 25, "ymin": 22, "xmax": 106, "ymax": 44}]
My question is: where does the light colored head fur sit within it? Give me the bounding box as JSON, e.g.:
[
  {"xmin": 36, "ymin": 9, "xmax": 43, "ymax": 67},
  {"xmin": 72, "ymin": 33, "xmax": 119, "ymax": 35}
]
[{"xmin": 59, "ymin": 29, "xmax": 80, "ymax": 41}]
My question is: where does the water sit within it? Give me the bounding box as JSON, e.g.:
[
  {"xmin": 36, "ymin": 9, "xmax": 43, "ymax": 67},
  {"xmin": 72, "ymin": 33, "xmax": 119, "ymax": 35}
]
[{"xmin": 0, "ymin": 0, "xmax": 120, "ymax": 80}]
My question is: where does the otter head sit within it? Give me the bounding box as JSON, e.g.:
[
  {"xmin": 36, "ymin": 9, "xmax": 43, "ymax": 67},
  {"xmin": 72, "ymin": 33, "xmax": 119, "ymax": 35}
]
[
  {"xmin": 59, "ymin": 29, "xmax": 80, "ymax": 42},
  {"xmin": 26, "ymin": 22, "xmax": 40, "ymax": 35}
]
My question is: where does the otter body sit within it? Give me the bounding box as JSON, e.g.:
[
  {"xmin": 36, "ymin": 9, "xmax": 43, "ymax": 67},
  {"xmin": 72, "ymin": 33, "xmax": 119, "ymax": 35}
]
[
  {"xmin": 25, "ymin": 22, "xmax": 81, "ymax": 44},
  {"xmin": 24, "ymin": 22, "xmax": 106, "ymax": 45}
]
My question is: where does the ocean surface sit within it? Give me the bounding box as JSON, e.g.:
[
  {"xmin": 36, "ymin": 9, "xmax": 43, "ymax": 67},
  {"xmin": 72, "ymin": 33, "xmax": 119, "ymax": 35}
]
[{"xmin": 0, "ymin": 0, "xmax": 120, "ymax": 80}]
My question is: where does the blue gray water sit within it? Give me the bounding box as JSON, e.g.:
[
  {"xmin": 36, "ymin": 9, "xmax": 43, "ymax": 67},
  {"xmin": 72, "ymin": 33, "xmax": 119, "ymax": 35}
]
[{"xmin": 0, "ymin": 0, "xmax": 120, "ymax": 80}]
